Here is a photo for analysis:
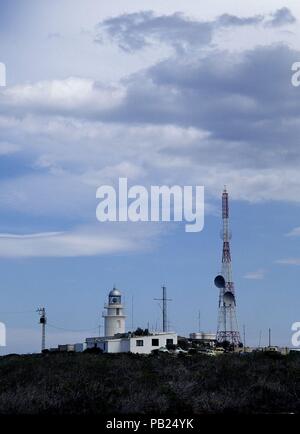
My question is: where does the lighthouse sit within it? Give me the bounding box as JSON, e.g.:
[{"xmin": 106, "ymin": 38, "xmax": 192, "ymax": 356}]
[
  {"xmin": 103, "ymin": 287, "xmax": 126, "ymax": 337},
  {"xmin": 86, "ymin": 286, "xmax": 177, "ymax": 353}
]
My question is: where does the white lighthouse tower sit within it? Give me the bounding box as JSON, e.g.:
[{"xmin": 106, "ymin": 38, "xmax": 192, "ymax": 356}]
[{"xmin": 103, "ymin": 287, "xmax": 126, "ymax": 337}]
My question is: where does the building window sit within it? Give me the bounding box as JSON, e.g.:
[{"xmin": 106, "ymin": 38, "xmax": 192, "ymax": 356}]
[
  {"xmin": 116, "ymin": 308, "xmax": 120, "ymax": 315},
  {"xmin": 136, "ymin": 340, "xmax": 144, "ymax": 347},
  {"xmin": 152, "ymin": 339, "xmax": 159, "ymax": 347},
  {"xmin": 166, "ymin": 339, "xmax": 173, "ymax": 345}
]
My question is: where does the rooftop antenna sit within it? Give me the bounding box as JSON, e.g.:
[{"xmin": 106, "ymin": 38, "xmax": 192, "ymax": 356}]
[
  {"xmin": 268, "ymin": 328, "xmax": 271, "ymax": 347},
  {"xmin": 154, "ymin": 285, "xmax": 172, "ymax": 332},
  {"xmin": 198, "ymin": 310, "xmax": 201, "ymax": 333},
  {"xmin": 37, "ymin": 307, "xmax": 46, "ymax": 352}
]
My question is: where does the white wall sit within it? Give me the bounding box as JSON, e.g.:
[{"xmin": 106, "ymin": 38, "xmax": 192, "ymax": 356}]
[
  {"xmin": 129, "ymin": 333, "xmax": 177, "ymax": 354},
  {"xmin": 104, "ymin": 313, "xmax": 126, "ymax": 337},
  {"xmin": 107, "ymin": 339, "xmax": 123, "ymax": 353},
  {"xmin": 86, "ymin": 333, "xmax": 177, "ymax": 354}
]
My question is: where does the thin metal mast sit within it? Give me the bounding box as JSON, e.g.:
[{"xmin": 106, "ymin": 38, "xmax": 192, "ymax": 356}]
[
  {"xmin": 37, "ymin": 307, "xmax": 46, "ymax": 352},
  {"xmin": 163, "ymin": 286, "xmax": 167, "ymax": 332},
  {"xmin": 154, "ymin": 285, "xmax": 172, "ymax": 332},
  {"xmin": 131, "ymin": 295, "xmax": 134, "ymax": 330},
  {"xmin": 258, "ymin": 330, "xmax": 262, "ymax": 348}
]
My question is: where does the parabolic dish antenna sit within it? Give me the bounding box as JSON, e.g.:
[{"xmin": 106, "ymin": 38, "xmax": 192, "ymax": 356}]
[
  {"xmin": 223, "ymin": 291, "xmax": 235, "ymax": 306},
  {"xmin": 214, "ymin": 275, "xmax": 226, "ymax": 289}
]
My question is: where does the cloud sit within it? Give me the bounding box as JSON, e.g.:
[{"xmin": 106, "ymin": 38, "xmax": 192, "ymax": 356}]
[
  {"xmin": 1, "ymin": 44, "xmax": 300, "ymax": 211},
  {"xmin": 0, "ymin": 141, "xmax": 20, "ymax": 155},
  {"xmin": 266, "ymin": 7, "xmax": 296, "ymax": 28},
  {"xmin": 276, "ymin": 258, "xmax": 300, "ymax": 265},
  {"xmin": 0, "ymin": 77, "xmax": 125, "ymax": 118},
  {"xmin": 0, "ymin": 224, "xmax": 162, "ymax": 258},
  {"xmin": 96, "ymin": 9, "xmax": 296, "ymax": 53},
  {"xmin": 244, "ymin": 269, "xmax": 266, "ymax": 280},
  {"xmin": 96, "ymin": 11, "xmax": 213, "ymax": 53},
  {"xmin": 0, "ymin": 8, "xmax": 299, "ymax": 257},
  {"xmin": 89, "ymin": 43, "xmax": 300, "ymax": 203},
  {"xmin": 123, "ymin": 44, "xmax": 298, "ymax": 134},
  {"xmin": 286, "ymin": 227, "xmax": 300, "ymax": 237},
  {"xmin": 217, "ymin": 13, "xmax": 264, "ymax": 28},
  {"xmin": 0, "ymin": 116, "xmax": 211, "ymax": 218}
]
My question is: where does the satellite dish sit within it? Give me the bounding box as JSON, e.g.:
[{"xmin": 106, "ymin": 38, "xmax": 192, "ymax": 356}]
[
  {"xmin": 223, "ymin": 291, "xmax": 235, "ymax": 306},
  {"xmin": 214, "ymin": 275, "xmax": 225, "ymax": 289}
]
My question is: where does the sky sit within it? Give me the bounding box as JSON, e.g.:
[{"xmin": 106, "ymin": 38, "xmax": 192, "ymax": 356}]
[{"xmin": 0, "ymin": 0, "xmax": 300, "ymax": 353}]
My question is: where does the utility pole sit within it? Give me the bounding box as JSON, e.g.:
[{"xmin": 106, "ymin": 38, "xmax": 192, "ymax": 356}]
[
  {"xmin": 198, "ymin": 310, "xmax": 201, "ymax": 333},
  {"xmin": 131, "ymin": 296, "xmax": 134, "ymax": 331},
  {"xmin": 154, "ymin": 285, "xmax": 172, "ymax": 332},
  {"xmin": 37, "ymin": 307, "xmax": 46, "ymax": 352},
  {"xmin": 268, "ymin": 328, "xmax": 271, "ymax": 347}
]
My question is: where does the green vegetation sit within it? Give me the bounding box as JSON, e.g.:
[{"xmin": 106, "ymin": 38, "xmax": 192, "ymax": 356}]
[{"xmin": 0, "ymin": 352, "xmax": 299, "ymax": 414}]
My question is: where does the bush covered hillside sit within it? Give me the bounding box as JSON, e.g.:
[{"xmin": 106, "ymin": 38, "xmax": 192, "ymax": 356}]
[{"xmin": 0, "ymin": 352, "xmax": 299, "ymax": 414}]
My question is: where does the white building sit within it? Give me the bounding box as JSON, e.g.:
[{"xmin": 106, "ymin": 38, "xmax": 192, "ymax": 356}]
[{"xmin": 86, "ymin": 332, "xmax": 178, "ymax": 354}]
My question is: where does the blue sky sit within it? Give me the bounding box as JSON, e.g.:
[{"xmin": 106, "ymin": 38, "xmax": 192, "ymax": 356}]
[{"xmin": 0, "ymin": 0, "xmax": 300, "ymax": 353}]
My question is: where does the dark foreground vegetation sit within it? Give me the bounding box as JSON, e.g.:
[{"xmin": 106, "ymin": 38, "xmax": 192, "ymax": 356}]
[{"xmin": 0, "ymin": 351, "xmax": 299, "ymax": 414}]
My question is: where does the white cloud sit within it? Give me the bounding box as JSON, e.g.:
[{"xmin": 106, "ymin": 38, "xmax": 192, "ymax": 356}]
[
  {"xmin": 286, "ymin": 227, "xmax": 300, "ymax": 237},
  {"xmin": 0, "ymin": 141, "xmax": 20, "ymax": 155},
  {"xmin": 0, "ymin": 224, "xmax": 162, "ymax": 258},
  {"xmin": 0, "ymin": 77, "xmax": 125, "ymax": 116},
  {"xmin": 276, "ymin": 258, "xmax": 300, "ymax": 265},
  {"xmin": 243, "ymin": 269, "xmax": 266, "ymax": 279},
  {"xmin": 0, "ymin": 8, "xmax": 299, "ymax": 259}
]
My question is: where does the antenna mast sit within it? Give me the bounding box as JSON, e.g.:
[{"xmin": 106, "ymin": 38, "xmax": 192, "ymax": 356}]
[
  {"xmin": 216, "ymin": 187, "xmax": 241, "ymax": 346},
  {"xmin": 37, "ymin": 307, "xmax": 46, "ymax": 352},
  {"xmin": 154, "ymin": 285, "xmax": 172, "ymax": 332}
]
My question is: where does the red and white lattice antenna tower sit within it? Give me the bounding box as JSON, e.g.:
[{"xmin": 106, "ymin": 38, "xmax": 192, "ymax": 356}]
[{"xmin": 215, "ymin": 187, "xmax": 241, "ymax": 347}]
